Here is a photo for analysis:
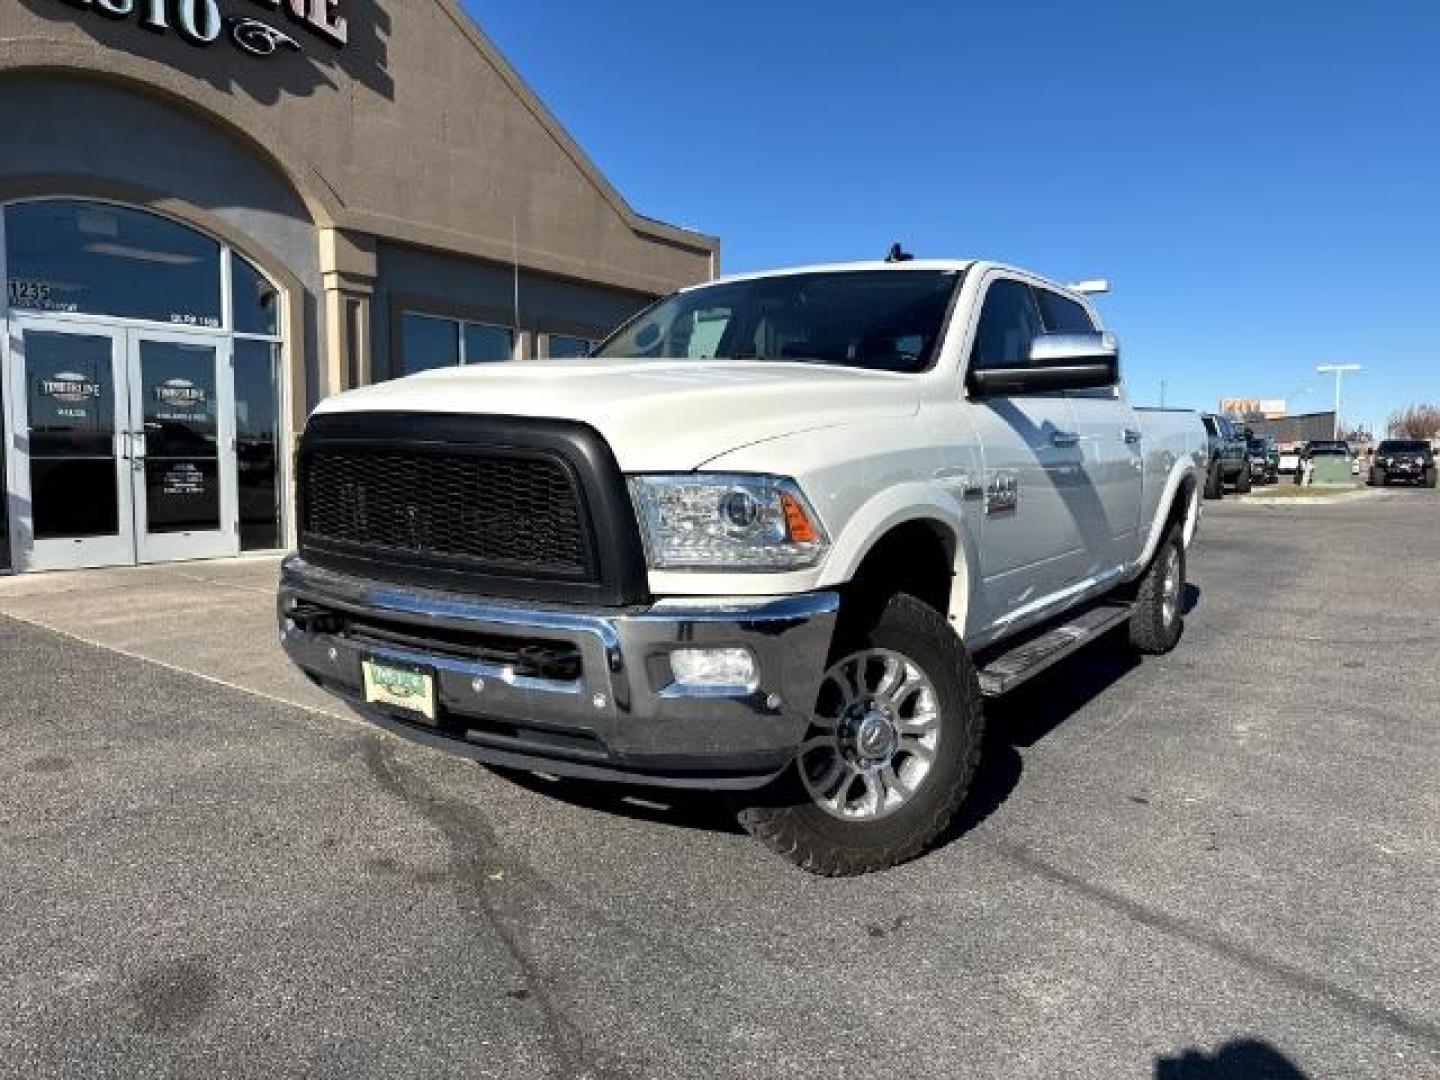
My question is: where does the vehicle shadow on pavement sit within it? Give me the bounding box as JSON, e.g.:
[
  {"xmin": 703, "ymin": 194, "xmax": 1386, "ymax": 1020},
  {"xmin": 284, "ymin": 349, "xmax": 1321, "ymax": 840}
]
[
  {"xmin": 942, "ymin": 583, "xmax": 1201, "ymax": 846},
  {"xmin": 484, "ymin": 766, "xmax": 745, "ymax": 835},
  {"xmin": 487, "ymin": 584, "xmax": 1203, "ymax": 845},
  {"xmin": 1154, "ymin": 1037, "xmax": 1310, "ymax": 1078}
]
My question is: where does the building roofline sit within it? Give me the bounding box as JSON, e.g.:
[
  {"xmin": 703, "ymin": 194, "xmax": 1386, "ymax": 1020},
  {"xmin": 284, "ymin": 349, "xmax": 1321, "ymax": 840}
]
[{"xmin": 433, "ymin": 0, "xmax": 719, "ymax": 256}]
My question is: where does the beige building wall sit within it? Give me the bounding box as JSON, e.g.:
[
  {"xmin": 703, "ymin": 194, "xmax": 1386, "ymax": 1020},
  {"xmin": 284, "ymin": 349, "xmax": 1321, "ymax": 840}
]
[{"xmin": 0, "ymin": 0, "xmax": 717, "ymax": 298}]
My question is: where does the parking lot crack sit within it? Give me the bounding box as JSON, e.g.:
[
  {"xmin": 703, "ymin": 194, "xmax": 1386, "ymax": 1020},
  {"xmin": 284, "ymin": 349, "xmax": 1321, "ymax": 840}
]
[{"xmin": 355, "ymin": 738, "xmax": 630, "ymax": 1080}]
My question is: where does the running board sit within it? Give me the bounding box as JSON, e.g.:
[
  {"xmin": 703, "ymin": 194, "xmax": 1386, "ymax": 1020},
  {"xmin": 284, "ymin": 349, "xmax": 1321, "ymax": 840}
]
[{"xmin": 976, "ymin": 601, "xmax": 1134, "ymax": 697}]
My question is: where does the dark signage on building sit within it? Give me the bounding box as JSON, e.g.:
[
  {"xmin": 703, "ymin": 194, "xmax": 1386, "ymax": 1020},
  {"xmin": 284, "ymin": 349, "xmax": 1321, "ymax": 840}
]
[{"xmin": 55, "ymin": 0, "xmax": 347, "ymax": 57}]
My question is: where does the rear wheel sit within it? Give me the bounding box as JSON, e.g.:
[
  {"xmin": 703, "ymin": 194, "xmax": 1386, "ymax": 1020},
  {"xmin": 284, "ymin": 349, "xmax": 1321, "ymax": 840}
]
[
  {"xmin": 1129, "ymin": 526, "xmax": 1186, "ymax": 655},
  {"xmin": 1426, "ymin": 467, "xmax": 1437, "ymax": 490},
  {"xmin": 1204, "ymin": 461, "xmax": 1223, "ymax": 500},
  {"xmin": 730, "ymin": 593, "xmax": 984, "ymax": 876}
]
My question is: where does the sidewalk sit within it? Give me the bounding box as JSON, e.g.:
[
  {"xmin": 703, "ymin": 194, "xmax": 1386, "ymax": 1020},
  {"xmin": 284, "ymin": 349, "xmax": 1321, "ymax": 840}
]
[{"xmin": 0, "ymin": 557, "xmax": 342, "ymax": 718}]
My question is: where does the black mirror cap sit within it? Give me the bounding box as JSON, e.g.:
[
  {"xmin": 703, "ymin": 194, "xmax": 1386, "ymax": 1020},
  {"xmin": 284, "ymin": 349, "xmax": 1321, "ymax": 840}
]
[{"xmin": 969, "ymin": 358, "xmax": 1119, "ymax": 397}]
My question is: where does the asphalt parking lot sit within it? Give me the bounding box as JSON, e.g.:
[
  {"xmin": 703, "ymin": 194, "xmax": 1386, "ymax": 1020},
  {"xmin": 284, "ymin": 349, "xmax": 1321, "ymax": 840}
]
[{"xmin": 1, "ymin": 488, "xmax": 1436, "ymax": 1079}]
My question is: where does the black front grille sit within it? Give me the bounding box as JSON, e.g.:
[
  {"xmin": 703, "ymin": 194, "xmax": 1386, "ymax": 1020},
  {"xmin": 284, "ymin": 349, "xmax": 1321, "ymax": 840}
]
[
  {"xmin": 304, "ymin": 449, "xmax": 591, "ymax": 578},
  {"xmin": 297, "ymin": 412, "xmax": 650, "ymax": 607}
]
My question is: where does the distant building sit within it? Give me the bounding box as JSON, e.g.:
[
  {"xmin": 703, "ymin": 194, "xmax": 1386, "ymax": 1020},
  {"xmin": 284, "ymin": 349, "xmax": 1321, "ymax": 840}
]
[
  {"xmin": 1237, "ymin": 411, "xmax": 1338, "ymax": 446},
  {"xmin": 1220, "ymin": 398, "xmax": 1287, "ymax": 420}
]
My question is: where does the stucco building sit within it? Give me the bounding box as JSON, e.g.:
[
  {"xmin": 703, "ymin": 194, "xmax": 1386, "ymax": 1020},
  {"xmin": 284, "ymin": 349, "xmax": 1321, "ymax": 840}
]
[{"xmin": 0, "ymin": 0, "xmax": 717, "ymax": 573}]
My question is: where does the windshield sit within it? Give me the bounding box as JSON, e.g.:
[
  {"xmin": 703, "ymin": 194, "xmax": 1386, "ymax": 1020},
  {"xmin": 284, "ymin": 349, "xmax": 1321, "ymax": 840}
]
[
  {"xmin": 1248, "ymin": 439, "xmax": 1269, "ymax": 451},
  {"xmin": 1308, "ymin": 442, "xmax": 1348, "ymax": 455},
  {"xmin": 1379, "ymin": 440, "xmax": 1429, "ymax": 454},
  {"xmin": 593, "ymin": 270, "xmax": 961, "ymax": 373}
]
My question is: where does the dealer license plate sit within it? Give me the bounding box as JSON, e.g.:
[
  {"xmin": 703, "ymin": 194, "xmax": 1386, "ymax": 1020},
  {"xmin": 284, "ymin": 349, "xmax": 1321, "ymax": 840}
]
[{"xmin": 362, "ymin": 659, "xmax": 437, "ymax": 721}]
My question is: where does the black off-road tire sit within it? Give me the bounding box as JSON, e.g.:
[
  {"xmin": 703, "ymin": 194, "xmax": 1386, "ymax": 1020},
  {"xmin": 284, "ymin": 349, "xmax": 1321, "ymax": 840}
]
[
  {"xmin": 729, "ymin": 593, "xmax": 984, "ymax": 877},
  {"xmin": 1370, "ymin": 467, "xmax": 1386, "ymax": 487},
  {"xmin": 1426, "ymin": 467, "xmax": 1437, "ymax": 490},
  {"xmin": 1204, "ymin": 462, "xmax": 1223, "ymax": 500},
  {"xmin": 1235, "ymin": 462, "xmax": 1252, "ymax": 494},
  {"xmin": 1129, "ymin": 526, "xmax": 1186, "ymax": 655}
]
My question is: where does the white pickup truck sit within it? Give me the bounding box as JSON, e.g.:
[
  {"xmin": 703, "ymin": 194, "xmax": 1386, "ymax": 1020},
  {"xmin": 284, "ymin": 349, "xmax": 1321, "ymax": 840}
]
[{"xmin": 279, "ymin": 260, "xmax": 1207, "ymax": 874}]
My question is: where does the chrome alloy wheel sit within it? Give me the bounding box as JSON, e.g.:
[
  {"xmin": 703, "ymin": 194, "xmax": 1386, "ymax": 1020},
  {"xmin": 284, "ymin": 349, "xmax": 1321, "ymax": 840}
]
[
  {"xmin": 1160, "ymin": 545, "xmax": 1183, "ymax": 629},
  {"xmin": 798, "ymin": 649, "xmax": 942, "ymax": 821}
]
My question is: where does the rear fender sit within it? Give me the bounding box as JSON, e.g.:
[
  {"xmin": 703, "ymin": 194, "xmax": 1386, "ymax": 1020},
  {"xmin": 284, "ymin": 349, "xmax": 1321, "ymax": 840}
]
[{"xmin": 1134, "ymin": 458, "xmax": 1200, "ymax": 572}]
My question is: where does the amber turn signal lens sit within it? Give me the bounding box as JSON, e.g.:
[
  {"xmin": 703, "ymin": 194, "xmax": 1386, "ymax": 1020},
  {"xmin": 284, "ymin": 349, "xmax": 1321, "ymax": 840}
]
[{"xmin": 780, "ymin": 492, "xmax": 818, "ymax": 543}]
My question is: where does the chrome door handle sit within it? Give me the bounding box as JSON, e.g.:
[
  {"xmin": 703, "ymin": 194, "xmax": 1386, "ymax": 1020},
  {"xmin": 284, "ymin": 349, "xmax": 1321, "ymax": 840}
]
[
  {"xmin": 1123, "ymin": 429, "xmax": 1143, "ymax": 444},
  {"xmin": 1050, "ymin": 431, "xmax": 1081, "ymax": 448}
]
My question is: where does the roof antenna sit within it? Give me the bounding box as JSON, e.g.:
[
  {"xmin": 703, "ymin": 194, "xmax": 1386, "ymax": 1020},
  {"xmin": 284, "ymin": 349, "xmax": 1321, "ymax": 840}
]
[{"xmin": 885, "ymin": 242, "xmax": 914, "ymax": 264}]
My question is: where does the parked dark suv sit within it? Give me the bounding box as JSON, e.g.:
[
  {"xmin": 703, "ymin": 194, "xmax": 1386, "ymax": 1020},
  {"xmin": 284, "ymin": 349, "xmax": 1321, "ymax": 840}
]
[
  {"xmin": 1371, "ymin": 440, "xmax": 1437, "ymax": 488},
  {"xmin": 1246, "ymin": 437, "xmax": 1279, "ymax": 485},
  {"xmin": 1200, "ymin": 413, "xmax": 1250, "ymax": 497}
]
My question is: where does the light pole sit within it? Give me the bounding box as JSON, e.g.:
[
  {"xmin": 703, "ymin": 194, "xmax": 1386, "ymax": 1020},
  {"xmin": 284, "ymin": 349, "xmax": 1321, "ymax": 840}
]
[{"xmin": 1316, "ymin": 364, "xmax": 1362, "ymax": 439}]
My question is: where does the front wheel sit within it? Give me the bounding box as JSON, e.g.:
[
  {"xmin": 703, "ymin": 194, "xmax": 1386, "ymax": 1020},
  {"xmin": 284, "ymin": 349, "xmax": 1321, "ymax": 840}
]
[
  {"xmin": 730, "ymin": 594, "xmax": 984, "ymax": 876},
  {"xmin": 1129, "ymin": 526, "xmax": 1186, "ymax": 655},
  {"xmin": 1235, "ymin": 462, "xmax": 1253, "ymax": 494},
  {"xmin": 1426, "ymin": 467, "xmax": 1437, "ymax": 490},
  {"xmin": 1370, "ymin": 467, "xmax": 1387, "ymax": 487}
]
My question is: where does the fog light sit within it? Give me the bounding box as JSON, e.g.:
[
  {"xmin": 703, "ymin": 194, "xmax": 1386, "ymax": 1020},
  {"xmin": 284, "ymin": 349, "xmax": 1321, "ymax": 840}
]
[{"xmin": 670, "ymin": 648, "xmax": 758, "ymax": 692}]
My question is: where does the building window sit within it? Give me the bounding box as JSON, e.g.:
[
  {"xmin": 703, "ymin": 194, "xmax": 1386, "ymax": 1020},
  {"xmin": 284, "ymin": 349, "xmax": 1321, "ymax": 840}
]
[
  {"xmin": 401, "ymin": 311, "xmax": 515, "ymax": 374},
  {"xmin": 5, "ymin": 200, "xmax": 224, "ymax": 328},
  {"xmin": 232, "ymin": 253, "xmax": 281, "ymax": 337},
  {"xmin": 2, "ymin": 199, "xmax": 288, "ymax": 558},
  {"xmin": 545, "ymin": 334, "xmax": 593, "ymax": 359},
  {"xmin": 234, "ymin": 340, "xmax": 283, "ymax": 551},
  {"xmin": 401, "ymin": 312, "xmax": 460, "ymax": 373},
  {"xmin": 464, "ymin": 322, "xmax": 514, "ymax": 363}
]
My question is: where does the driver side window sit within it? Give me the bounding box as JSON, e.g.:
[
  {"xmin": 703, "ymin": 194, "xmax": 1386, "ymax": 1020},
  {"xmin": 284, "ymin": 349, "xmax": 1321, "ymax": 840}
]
[{"xmin": 970, "ymin": 279, "xmax": 1043, "ymax": 371}]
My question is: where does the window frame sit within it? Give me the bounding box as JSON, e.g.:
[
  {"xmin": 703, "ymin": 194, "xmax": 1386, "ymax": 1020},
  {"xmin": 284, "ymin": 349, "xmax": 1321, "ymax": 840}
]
[
  {"xmin": 398, "ymin": 308, "xmax": 518, "ymax": 375},
  {"xmin": 966, "ymin": 276, "xmax": 1046, "ymax": 374}
]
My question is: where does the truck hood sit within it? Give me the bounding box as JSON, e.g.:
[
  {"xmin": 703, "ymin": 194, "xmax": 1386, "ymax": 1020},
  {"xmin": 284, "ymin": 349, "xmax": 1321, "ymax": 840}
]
[{"xmin": 315, "ymin": 358, "xmax": 922, "ymax": 471}]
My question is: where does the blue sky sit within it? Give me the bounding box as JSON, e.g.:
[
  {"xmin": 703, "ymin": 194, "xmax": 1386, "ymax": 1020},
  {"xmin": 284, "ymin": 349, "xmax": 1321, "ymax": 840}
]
[{"xmin": 470, "ymin": 1, "xmax": 1438, "ymax": 433}]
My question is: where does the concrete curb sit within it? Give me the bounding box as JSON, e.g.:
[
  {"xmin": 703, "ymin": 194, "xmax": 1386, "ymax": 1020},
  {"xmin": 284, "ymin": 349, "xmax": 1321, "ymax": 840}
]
[{"xmin": 1231, "ymin": 488, "xmax": 1378, "ymax": 507}]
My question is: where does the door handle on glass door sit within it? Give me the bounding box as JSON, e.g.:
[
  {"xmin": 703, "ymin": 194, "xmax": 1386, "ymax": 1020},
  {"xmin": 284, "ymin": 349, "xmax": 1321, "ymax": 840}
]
[
  {"xmin": 1050, "ymin": 431, "xmax": 1081, "ymax": 448},
  {"xmin": 1123, "ymin": 429, "xmax": 1143, "ymax": 444}
]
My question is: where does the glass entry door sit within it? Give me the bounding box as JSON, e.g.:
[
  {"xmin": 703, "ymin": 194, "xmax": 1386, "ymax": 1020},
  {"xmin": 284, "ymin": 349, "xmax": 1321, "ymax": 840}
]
[
  {"xmin": 5, "ymin": 319, "xmax": 134, "ymax": 570},
  {"xmin": 128, "ymin": 331, "xmax": 236, "ymax": 564},
  {"xmin": 3, "ymin": 317, "xmax": 238, "ymax": 571}
]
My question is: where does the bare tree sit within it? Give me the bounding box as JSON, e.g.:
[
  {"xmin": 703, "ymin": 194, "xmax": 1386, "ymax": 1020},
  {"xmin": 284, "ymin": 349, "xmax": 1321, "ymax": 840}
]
[{"xmin": 1387, "ymin": 403, "xmax": 1440, "ymax": 440}]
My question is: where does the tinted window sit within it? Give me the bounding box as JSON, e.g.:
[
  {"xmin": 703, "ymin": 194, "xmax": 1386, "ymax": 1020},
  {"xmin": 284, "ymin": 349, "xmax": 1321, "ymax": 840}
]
[
  {"xmin": 464, "ymin": 323, "xmax": 513, "ymax": 364},
  {"xmin": 5, "ymin": 201, "xmax": 221, "ymax": 327},
  {"xmin": 401, "ymin": 314, "xmax": 461, "ymax": 374},
  {"xmin": 1379, "ymin": 440, "xmax": 1428, "ymax": 454},
  {"xmin": 235, "ymin": 340, "xmax": 282, "ymax": 550},
  {"xmin": 547, "ymin": 335, "xmax": 592, "ymax": 359},
  {"xmin": 232, "ymin": 254, "xmax": 281, "ymax": 336},
  {"xmin": 596, "ymin": 270, "xmax": 959, "ymax": 373},
  {"xmin": 970, "ymin": 280, "xmax": 1043, "ymax": 370},
  {"xmin": 1035, "ymin": 290, "xmax": 1095, "ymax": 333}
]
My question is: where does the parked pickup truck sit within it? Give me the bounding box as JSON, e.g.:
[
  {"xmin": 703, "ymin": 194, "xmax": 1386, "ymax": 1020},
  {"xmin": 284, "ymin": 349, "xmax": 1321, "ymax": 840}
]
[
  {"xmin": 279, "ymin": 260, "xmax": 1207, "ymax": 875},
  {"xmin": 1200, "ymin": 413, "xmax": 1250, "ymax": 496}
]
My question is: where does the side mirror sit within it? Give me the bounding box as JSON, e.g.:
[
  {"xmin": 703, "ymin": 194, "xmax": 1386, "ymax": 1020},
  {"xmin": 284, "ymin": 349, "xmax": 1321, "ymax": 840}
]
[{"xmin": 969, "ymin": 331, "xmax": 1120, "ymax": 396}]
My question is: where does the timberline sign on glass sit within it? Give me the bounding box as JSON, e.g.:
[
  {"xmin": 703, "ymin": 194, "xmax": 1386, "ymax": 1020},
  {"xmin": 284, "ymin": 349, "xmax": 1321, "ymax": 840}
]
[{"xmin": 56, "ymin": 0, "xmax": 347, "ymax": 58}]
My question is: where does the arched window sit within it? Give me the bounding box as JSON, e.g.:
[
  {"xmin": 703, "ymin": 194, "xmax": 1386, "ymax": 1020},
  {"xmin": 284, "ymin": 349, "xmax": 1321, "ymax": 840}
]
[{"xmin": 2, "ymin": 199, "xmax": 288, "ymax": 567}]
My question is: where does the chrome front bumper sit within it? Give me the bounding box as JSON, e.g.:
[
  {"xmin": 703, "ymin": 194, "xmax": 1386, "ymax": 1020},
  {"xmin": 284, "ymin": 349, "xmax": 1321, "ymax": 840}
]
[{"xmin": 277, "ymin": 556, "xmax": 840, "ymax": 789}]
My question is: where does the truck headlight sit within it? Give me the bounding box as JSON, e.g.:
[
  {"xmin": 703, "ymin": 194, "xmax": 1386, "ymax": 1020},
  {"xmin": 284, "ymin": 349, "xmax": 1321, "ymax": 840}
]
[{"xmin": 627, "ymin": 474, "xmax": 829, "ymax": 570}]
